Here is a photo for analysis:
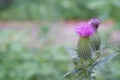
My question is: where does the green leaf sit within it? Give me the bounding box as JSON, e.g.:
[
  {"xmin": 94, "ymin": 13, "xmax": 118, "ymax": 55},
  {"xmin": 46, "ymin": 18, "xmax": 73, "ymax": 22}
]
[
  {"xmin": 62, "ymin": 69, "xmax": 80, "ymax": 79},
  {"xmin": 64, "ymin": 46, "xmax": 78, "ymax": 59},
  {"xmin": 89, "ymin": 53, "xmax": 119, "ymax": 74},
  {"xmin": 95, "ymin": 53, "xmax": 119, "ymax": 71}
]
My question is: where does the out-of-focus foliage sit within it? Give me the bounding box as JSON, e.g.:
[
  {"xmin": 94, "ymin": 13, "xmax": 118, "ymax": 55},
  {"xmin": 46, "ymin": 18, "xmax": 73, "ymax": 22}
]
[
  {"xmin": 96, "ymin": 27, "xmax": 120, "ymax": 80},
  {"xmin": 0, "ymin": 0, "xmax": 120, "ymax": 80},
  {"xmin": 0, "ymin": 0, "xmax": 120, "ymax": 21},
  {"xmin": 88, "ymin": 0, "xmax": 120, "ymax": 22},
  {"xmin": 0, "ymin": 28, "xmax": 70, "ymax": 80},
  {"xmin": 98, "ymin": 53, "xmax": 120, "ymax": 80},
  {"xmin": 0, "ymin": 25, "xmax": 119, "ymax": 80},
  {"xmin": 0, "ymin": 0, "xmax": 13, "ymax": 9},
  {"xmin": 0, "ymin": 0, "xmax": 97, "ymax": 20}
]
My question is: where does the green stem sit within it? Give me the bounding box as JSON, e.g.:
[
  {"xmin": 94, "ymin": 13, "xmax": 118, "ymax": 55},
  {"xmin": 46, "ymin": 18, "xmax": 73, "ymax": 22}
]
[{"xmin": 77, "ymin": 69, "xmax": 93, "ymax": 80}]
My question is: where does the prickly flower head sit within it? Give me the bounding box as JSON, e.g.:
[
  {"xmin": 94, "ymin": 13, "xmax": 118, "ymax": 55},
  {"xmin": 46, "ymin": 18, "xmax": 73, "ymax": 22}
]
[
  {"xmin": 88, "ymin": 17, "xmax": 101, "ymax": 29},
  {"xmin": 75, "ymin": 22, "xmax": 95, "ymax": 37}
]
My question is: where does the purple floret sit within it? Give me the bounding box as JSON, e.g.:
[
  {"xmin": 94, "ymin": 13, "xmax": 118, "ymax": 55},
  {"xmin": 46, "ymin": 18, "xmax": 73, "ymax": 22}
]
[{"xmin": 75, "ymin": 22, "xmax": 95, "ymax": 37}]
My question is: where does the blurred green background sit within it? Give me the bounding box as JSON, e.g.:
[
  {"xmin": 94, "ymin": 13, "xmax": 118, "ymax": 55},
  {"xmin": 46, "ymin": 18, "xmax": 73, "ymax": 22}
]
[
  {"xmin": 0, "ymin": 0, "xmax": 120, "ymax": 21},
  {"xmin": 0, "ymin": 0, "xmax": 120, "ymax": 80}
]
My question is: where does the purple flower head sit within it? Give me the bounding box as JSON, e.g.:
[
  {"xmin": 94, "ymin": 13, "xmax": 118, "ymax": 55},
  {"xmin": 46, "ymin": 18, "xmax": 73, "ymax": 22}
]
[
  {"xmin": 75, "ymin": 22, "xmax": 95, "ymax": 37},
  {"xmin": 88, "ymin": 17, "xmax": 101, "ymax": 29}
]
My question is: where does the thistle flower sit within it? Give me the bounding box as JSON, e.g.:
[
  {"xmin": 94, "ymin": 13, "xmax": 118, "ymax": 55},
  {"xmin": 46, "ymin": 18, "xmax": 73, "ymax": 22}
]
[
  {"xmin": 64, "ymin": 18, "xmax": 118, "ymax": 80},
  {"xmin": 75, "ymin": 22, "xmax": 95, "ymax": 60},
  {"xmin": 75, "ymin": 22, "xmax": 95, "ymax": 37}
]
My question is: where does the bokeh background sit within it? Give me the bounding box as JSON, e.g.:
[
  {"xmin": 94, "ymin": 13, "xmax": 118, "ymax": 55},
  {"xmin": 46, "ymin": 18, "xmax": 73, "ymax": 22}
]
[{"xmin": 0, "ymin": 0, "xmax": 120, "ymax": 80}]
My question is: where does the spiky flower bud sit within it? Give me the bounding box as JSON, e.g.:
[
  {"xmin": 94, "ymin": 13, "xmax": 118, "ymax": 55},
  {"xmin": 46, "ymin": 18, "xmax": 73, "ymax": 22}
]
[
  {"xmin": 88, "ymin": 17, "xmax": 101, "ymax": 29},
  {"xmin": 75, "ymin": 22, "xmax": 95, "ymax": 60},
  {"xmin": 89, "ymin": 18, "xmax": 101, "ymax": 51}
]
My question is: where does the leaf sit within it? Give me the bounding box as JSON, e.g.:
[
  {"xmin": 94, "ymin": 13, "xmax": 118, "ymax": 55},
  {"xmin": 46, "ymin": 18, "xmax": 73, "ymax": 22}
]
[
  {"xmin": 101, "ymin": 46, "xmax": 120, "ymax": 52},
  {"xmin": 64, "ymin": 46, "xmax": 78, "ymax": 59},
  {"xmin": 88, "ymin": 60, "xmax": 100, "ymax": 74},
  {"xmin": 89, "ymin": 53, "xmax": 119, "ymax": 73},
  {"xmin": 97, "ymin": 53, "xmax": 119, "ymax": 66},
  {"xmin": 96, "ymin": 53, "xmax": 119, "ymax": 71},
  {"xmin": 61, "ymin": 69, "xmax": 80, "ymax": 79}
]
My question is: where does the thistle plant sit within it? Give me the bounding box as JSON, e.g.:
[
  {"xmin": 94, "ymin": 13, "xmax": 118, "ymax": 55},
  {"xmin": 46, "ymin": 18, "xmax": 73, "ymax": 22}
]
[{"xmin": 63, "ymin": 18, "xmax": 119, "ymax": 80}]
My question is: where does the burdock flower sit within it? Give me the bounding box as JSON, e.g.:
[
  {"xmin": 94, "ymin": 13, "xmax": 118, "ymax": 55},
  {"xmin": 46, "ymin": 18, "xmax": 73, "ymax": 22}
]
[{"xmin": 75, "ymin": 22, "xmax": 95, "ymax": 37}]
